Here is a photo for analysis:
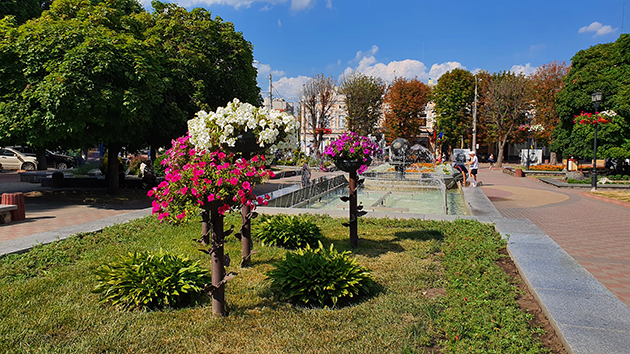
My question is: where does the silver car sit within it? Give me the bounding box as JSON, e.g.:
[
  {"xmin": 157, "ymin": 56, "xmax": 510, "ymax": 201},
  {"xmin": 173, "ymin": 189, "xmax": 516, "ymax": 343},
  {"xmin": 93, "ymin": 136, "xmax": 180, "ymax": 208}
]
[{"xmin": 0, "ymin": 147, "xmax": 38, "ymax": 170}]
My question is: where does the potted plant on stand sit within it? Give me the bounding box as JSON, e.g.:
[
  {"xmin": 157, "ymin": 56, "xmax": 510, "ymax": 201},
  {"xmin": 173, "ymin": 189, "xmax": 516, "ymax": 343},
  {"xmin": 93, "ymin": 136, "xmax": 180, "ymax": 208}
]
[
  {"xmin": 324, "ymin": 132, "xmax": 380, "ymax": 247},
  {"xmin": 187, "ymin": 98, "xmax": 299, "ymax": 267}
]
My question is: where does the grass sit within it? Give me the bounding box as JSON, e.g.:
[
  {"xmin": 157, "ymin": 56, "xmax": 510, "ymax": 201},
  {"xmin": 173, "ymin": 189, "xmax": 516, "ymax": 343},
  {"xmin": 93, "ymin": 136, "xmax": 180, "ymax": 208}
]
[
  {"xmin": 591, "ymin": 190, "xmax": 630, "ymax": 203},
  {"xmin": 0, "ymin": 215, "xmax": 550, "ymax": 353}
]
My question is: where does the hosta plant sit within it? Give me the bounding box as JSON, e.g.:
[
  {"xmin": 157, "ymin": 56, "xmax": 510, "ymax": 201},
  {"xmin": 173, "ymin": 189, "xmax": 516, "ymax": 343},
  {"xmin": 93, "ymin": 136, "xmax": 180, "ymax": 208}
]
[
  {"xmin": 266, "ymin": 242, "xmax": 375, "ymax": 308},
  {"xmin": 255, "ymin": 214, "xmax": 322, "ymax": 249},
  {"xmin": 93, "ymin": 250, "xmax": 211, "ymax": 310}
]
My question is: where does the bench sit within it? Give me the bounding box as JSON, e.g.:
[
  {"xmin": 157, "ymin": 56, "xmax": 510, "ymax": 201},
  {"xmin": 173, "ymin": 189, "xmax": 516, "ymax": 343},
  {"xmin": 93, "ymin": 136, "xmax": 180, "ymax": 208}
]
[{"xmin": 0, "ymin": 204, "xmax": 18, "ymax": 224}]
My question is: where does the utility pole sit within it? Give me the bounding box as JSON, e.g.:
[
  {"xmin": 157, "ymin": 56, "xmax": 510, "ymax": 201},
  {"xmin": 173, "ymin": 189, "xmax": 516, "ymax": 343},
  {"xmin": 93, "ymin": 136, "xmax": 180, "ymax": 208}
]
[
  {"xmin": 269, "ymin": 73, "xmax": 273, "ymax": 110},
  {"xmin": 472, "ymin": 76, "xmax": 478, "ymax": 154}
]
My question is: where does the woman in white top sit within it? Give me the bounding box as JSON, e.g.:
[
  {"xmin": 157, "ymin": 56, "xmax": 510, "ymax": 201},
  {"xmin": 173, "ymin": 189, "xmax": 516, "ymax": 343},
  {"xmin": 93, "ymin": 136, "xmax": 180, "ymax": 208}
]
[{"xmin": 466, "ymin": 152, "xmax": 479, "ymax": 187}]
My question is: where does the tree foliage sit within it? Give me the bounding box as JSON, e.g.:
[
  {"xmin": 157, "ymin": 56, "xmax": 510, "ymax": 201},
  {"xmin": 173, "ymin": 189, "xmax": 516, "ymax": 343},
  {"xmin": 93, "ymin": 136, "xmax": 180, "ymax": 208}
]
[
  {"xmin": 300, "ymin": 74, "xmax": 335, "ymax": 152},
  {"xmin": 554, "ymin": 34, "xmax": 630, "ymax": 160},
  {"xmin": 432, "ymin": 68, "xmax": 475, "ymax": 149},
  {"xmin": 481, "ymin": 72, "xmax": 532, "ymax": 166},
  {"xmin": 0, "ymin": 0, "xmax": 51, "ymax": 24},
  {"xmin": 0, "ymin": 0, "xmax": 260, "ymax": 193},
  {"xmin": 530, "ymin": 60, "xmax": 570, "ymax": 146},
  {"xmin": 339, "ymin": 71, "xmax": 386, "ymax": 137},
  {"xmin": 383, "ymin": 77, "xmax": 431, "ymax": 143}
]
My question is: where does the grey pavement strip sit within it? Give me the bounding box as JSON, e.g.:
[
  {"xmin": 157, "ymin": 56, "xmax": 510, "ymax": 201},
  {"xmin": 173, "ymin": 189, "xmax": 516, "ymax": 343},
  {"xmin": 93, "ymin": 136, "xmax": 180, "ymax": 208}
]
[{"xmin": 2, "ymin": 184, "xmax": 630, "ymax": 353}]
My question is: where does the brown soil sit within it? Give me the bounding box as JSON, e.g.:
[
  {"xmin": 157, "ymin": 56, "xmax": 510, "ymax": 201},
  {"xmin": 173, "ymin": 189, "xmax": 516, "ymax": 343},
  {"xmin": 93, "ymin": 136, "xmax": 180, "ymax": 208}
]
[{"xmin": 497, "ymin": 248, "xmax": 568, "ymax": 354}]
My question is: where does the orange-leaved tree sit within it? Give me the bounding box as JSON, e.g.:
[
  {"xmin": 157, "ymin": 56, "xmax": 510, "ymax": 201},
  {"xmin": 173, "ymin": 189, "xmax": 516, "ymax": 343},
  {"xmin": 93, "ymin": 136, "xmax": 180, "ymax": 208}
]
[
  {"xmin": 383, "ymin": 77, "xmax": 431, "ymax": 143},
  {"xmin": 530, "ymin": 60, "xmax": 570, "ymax": 164}
]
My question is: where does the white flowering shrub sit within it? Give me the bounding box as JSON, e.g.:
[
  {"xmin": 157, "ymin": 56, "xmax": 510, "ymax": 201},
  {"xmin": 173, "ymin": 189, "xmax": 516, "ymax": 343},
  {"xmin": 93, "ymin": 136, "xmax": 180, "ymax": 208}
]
[{"xmin": 188, "ymin": 98, "xmax": 300, "ymax": 154}]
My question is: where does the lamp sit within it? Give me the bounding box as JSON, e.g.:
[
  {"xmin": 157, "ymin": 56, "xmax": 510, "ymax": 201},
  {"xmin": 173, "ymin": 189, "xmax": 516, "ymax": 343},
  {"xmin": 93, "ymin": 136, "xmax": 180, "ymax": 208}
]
[{"xmin": 591, "ymin": 90, "xmax": 603, "ymax": 190}]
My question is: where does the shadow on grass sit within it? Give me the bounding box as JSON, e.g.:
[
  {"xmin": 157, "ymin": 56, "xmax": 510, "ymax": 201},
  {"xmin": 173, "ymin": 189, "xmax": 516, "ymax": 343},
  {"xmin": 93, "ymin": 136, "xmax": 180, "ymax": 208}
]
[{"xmin": 393, "ymin": 229, "xmax": 444, "ymax": 242}]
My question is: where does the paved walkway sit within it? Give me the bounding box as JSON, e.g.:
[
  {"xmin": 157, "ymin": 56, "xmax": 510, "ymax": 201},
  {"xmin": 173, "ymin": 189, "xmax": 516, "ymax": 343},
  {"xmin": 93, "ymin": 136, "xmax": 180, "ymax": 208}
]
[
  {"xmin": 0, "ymin": 169, "xmax": 329, "ymax": 246},
  {"xmin": 476, "ymin": 165, "xmax": 630, "ymax": 307}
]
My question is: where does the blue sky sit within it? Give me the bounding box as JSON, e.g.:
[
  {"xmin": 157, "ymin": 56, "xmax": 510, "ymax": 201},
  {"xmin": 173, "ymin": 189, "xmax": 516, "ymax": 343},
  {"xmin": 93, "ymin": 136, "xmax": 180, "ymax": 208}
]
[{"xmin": 141, "ymin": 0, "xmax": 625, "ymax": 102}]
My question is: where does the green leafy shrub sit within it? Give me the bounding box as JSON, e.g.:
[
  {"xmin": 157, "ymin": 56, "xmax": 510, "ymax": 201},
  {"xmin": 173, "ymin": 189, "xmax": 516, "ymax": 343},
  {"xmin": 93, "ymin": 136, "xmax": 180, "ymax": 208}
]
[
  {"xmin": 255, "ymin": 214, "xmax": 322, "ymax": 249},
  {"xmin": 266, "ymin": 242, "xmax": 375, "ymax": 307},
  {"xmin": 93, "ymin": 250, "xmax": 211, "ymax": 310},
  {"xmin": 567, "ymin": 178, "xmax": 590, "ymax": 184}
]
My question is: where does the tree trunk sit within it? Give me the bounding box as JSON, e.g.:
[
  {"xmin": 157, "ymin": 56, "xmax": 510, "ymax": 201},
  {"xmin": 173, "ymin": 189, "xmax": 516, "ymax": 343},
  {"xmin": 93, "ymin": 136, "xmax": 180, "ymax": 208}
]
[
  {"xmin": 496, "ymin": 136, "xmax": 508, "ymax": 168},
  {"xmin": 36, "ymin": 148, "xmax": 47, "ymax": 170},
  {"xmin": 107, "ymin": 142, "xmax": 123, "ymax": 195}
]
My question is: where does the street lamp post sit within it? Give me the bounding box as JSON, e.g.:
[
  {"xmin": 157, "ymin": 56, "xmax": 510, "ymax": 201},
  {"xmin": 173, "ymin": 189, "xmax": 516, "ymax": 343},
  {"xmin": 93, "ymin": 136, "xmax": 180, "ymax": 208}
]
[
  {"xmin": 591, "ymin": 90, "xmax": 603, "ymax": 191},
  {"xmin": 525, "ymin": 112, "xmax": 533, "ymax": 171}
]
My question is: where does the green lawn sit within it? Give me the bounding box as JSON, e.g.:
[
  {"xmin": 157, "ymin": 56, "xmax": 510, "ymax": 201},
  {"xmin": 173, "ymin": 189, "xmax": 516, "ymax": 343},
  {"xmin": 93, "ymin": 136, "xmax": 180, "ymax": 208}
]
[{"xmin": 0, "ymin": 215, "xmax": 549, "ymax": 353}]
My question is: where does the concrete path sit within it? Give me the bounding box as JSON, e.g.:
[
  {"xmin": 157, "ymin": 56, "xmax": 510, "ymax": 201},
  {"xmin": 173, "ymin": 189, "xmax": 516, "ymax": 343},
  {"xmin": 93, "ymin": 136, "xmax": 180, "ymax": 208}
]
[{"xmin": 475, "ymin": 166, "xmax": 630, "ymax": 307}]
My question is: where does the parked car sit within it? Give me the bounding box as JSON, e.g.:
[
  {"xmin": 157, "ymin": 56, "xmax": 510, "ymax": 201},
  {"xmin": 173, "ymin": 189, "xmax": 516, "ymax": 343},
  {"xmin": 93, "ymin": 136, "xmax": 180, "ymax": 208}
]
[
  {"xmin": 0, "ymin": 147, "xmax": 38, "ymax": 170},
  {"xmin": 7, "ymin": 146, "xmax": 76, "ymax": 169}
]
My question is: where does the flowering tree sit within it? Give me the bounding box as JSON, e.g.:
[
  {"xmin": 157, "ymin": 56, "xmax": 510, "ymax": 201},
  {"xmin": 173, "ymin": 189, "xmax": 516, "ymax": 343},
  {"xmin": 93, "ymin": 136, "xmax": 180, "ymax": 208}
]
[
  {"xmin": 148, "ymin": 134, "xmax": 271, "ymax": 224},
  {"xmin": 149, "ymin": 99, "xmax": 299, "ymax": 316}
]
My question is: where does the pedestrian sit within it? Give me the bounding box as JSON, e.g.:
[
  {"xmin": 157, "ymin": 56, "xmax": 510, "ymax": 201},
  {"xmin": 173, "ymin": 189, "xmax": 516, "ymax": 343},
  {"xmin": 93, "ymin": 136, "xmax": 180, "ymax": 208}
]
[
  {"xmin": 441, "ymin": 152, "xmax": 446, "ymax": 163},
  {"xmin": 301, "ymin": 163, "xmax": 311, "ymax": 187},
  {"xmin": 488, "ymin": 154, "xmax": 494, "ymax": 170},
  {"xmin": 465, "ymin": 151, "xmax": 479, "ymax": 187}
]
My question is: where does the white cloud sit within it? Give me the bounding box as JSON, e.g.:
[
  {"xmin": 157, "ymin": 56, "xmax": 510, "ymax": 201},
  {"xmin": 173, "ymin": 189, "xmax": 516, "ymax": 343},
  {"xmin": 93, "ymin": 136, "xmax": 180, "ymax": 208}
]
[
  {"xmin": 278, "ymin": 19, "xmax": 282, "ymax": 26},
  {"xmin": 510, "ymin": 63, "xmax": 536, "ymax": 76},
  {"xmin": 271, "ymin": 69, "xmax": 286, "ymax": 76},
  {"xmin": 343, "ymin": 46, "xmax": 464, "ymax": 84},
  {"xmin": 428, "ymin": 62, "xmax": 464, "ymax": 81},
  {"xmin": 290, "ymin": 0, "xmax": 315, "ymax": 11},
  {"xmin": 578, "ymin": 22, "xmax": 617, "ymax": 37},
  {"xmin": 326, "ymin": 0, "xmax": 332, "ymax": 9},
  {"xmin": 273, "ymin": 76, "xmax": 310, "ymax": 101}
]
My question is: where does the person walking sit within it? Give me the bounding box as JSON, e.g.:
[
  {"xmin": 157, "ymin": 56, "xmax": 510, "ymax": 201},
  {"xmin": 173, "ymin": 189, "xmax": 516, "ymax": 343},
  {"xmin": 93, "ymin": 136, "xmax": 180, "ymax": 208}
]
[
  {"xmin": 465, "ymin": 151, "xmax": 479, "ymax": 187},
  {"xmin": 488, "ymin": 154, "xmax": 495, "ymax": 170}
]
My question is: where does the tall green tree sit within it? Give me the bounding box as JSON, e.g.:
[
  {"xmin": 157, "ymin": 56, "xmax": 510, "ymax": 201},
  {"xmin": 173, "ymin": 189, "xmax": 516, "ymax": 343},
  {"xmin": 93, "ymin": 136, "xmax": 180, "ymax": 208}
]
[
  {"xmin": 553, "ymin": 34, "xmax": 630, "ymax": 161},
  {"xmin": 0, "ymin": 0, "xmax": 156, "ymax": 188},
  {"xmin": 0, "ymin": 0, "xmax": 261, "ymax": 193},
  {"xmin": 432, "ymin": 68, "xmax": 474, "ymax": 150},
  {"xmin": 481, "ymin": 71, "xmax": 532, "ymax": 167},
  {"xmin": 339, "ymin": 71, "xmax": 386, "ymax": 136},
  {"xmin": 383, "ymin": 77, "xmax": 431, "ymax": 143}
]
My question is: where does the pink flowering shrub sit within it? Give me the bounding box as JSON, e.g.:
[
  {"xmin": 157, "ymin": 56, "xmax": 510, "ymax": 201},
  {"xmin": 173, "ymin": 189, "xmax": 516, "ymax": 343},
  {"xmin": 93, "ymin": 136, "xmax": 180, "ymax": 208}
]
[
  {"xmin": 148, "ymin": 134, "xmax": 272, "ymax": 223},
  {"xmin": 323, "ymin": 132, "xmax": 381, "ymax": 174}
]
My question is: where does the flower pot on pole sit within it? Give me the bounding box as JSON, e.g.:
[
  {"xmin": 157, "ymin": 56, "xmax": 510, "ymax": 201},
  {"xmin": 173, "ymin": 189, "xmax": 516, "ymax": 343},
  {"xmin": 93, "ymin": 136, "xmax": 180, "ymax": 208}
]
[{"xmin": 325, "ymin": 132, "xmax": 380, "ymax": 248}]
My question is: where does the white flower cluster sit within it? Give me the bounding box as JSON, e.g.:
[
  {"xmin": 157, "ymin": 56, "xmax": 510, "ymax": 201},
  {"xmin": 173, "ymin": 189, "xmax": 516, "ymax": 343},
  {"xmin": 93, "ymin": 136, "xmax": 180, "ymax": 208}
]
[
  {"xmin": 187, "ymin": 98, "xmax": 300, "ymax": 153},
  {"xmin": 600, "ymin": 110, "xmax": 617, "ymax": 118},
  {"xmin": 529, "ymin": 124, "xmax": 544, "ymax": 132}
]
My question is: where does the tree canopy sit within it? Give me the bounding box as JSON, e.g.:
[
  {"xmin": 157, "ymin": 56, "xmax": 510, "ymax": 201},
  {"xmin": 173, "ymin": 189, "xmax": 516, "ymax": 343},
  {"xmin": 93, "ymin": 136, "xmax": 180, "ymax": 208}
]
[
  {"xmin": 300, "ymin": 73, "xmax": 335, "ymax": 152},
  {"xmin": 553, "ymin": 34, "xmax": 630, "ymax": 160},
  {"xmin": 0, "ymin": 0, "xmax": 261, "ymax": 193},
  {"xmin": 339, "ymin": 71, "xmax": 386, "ymax": 137},
  {"xmin": 383, "ymin": 77, "xmax": 431, "ymax": 143},
  {"xmin": 432, "ymin": 68, "xmax": 475, "ymax": 149},
  {"xmin": 481, "ymin": 71, "xmax": 532, "ymax": 166}
]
